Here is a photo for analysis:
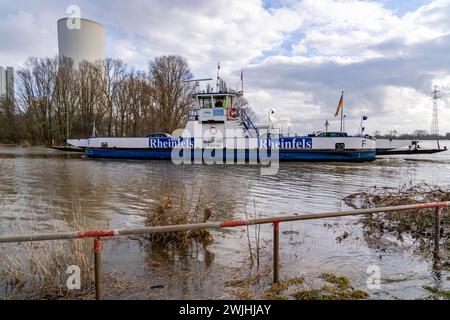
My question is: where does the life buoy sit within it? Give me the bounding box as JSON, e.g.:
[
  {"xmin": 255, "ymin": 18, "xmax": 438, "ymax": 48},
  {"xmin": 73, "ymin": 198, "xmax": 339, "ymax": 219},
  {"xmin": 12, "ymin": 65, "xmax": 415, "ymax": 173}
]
[{"xmin": 228, "ymin": 108, "xmax": 240, "ymax": 119}]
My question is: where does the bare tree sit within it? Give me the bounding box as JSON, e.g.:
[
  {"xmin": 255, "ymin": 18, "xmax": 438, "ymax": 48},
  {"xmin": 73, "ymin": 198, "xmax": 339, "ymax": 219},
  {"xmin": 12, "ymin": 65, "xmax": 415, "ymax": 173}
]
[
  {"xmin": 77, "ymin": 61, "xmax": 105, "ymax": 137},
  {"xmin": 101, "ymin": 58, "xmax": 126, "ymax": 136},
  {"xmin": 149, "ymin": 55, "xmax": 192, "ymax": 133},
  {"xmin": 16, "ymin": 57, "xmax": 57, "ymax": 144},
  {"xmin": 9, "ymin": 54, "xmax": 194, "ymax": 144},
  {"xmin": 0, "ymin": 96, "xmax": 20, "ymax": 143},
  {"xmin": 126, "ymin": 70, "xmax": 152, "ymax": 136},
  {"xmin": 53, "ymin": 57, "xmax": 78, "ymax": 142}
]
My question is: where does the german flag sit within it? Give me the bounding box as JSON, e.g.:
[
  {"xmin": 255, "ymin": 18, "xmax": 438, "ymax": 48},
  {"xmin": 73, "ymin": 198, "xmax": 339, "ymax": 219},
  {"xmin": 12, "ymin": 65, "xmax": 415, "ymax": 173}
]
[{"xmin": 335, "ymin": 92, "xmax": 344, "ymax": 117}]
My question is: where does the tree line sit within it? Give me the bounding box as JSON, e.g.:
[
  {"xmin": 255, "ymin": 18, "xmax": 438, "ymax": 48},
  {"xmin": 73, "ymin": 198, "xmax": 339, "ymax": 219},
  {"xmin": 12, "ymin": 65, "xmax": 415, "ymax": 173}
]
[
  {"xmin": 0, "ymin": 55, "xmax": 193, "ymax": 145},
  {"xmin": 374, "ymin": 130, "xmax": 450, "ymax": 140}
]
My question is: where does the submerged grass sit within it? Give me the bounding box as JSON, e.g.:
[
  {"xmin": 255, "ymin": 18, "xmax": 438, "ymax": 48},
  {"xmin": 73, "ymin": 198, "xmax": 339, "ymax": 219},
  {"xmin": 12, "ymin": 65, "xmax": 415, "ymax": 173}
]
[
  {"xmin": 264, "ymin": 277, "xmax": 304, "ymax": 300},
  {"xmin": 225, "ymin": 266, "xmax": 272, "ymax": 300},
  {"xmin": 293, "ymin": 273, "xmax": 369, "ymax": 300},
  {"xmin": 228, "ymin": 270, "xmax": 369, "ymax": 300},
  {"xmin": 423, "ymin": 285, "xmax": 450, "ymax": 300},
  {"xmin": 143, "ymin": 180, "xmax": 214, "ymax": 248},
  {"xmin": 343, "ymin": 183, "xmax": 450, "ymax": 261}
]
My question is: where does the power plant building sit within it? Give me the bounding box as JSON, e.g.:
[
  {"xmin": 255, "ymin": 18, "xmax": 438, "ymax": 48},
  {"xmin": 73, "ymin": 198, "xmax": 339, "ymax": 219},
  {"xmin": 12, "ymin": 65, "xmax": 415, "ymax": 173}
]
[
  {"xmin": 57, "ymin": 18, "xmax": 105, "ymax": 67},
  {"xmin": 0, "ymin": 66, "xmax": 14, "ymax": 99}
]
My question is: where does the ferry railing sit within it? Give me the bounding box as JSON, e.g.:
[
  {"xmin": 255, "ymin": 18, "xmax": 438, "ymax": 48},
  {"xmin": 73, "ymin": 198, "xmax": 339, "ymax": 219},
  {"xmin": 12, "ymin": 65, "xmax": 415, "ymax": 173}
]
[
  {"xmin": 0, "ymin": 201, "xmax": 448, "ymax": 299},
  {"xmin": 240, "ymin": 109, "xmax": 260, "ymax": 137}
]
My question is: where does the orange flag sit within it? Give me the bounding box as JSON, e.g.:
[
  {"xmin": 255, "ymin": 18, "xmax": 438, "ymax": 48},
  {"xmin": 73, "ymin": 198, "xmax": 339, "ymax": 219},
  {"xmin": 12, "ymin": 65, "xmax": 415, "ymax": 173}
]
[{"xmin": 335, "ymin": 92, "xmax": 344, "ymax": 117}]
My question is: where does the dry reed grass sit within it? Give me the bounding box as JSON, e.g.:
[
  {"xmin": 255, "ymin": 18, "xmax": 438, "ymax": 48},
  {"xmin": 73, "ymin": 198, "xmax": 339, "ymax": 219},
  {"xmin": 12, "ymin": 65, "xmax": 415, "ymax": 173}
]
[
  {"xmin": 143, "ymin": 180, "xmax": 214, "ymax": 247},
  {"xmin": 244, "ymin": 200, "xmax": 262, "ymax": 269},
  {"xmin": 0, "ymin": 197, "xmax": 94, "ymax": 299}
]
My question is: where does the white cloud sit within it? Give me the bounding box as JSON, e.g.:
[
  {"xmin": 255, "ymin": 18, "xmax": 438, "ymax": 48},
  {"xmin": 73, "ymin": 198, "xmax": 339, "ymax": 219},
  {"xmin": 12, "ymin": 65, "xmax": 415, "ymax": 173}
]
[
  {"xmin": 0, "ymin": 10, "xmax": 57, "ymax": 66},
  {"xmin": 92, "ymin": 0, "xmax": 304, "ymax": 75},
  {"xmin": 289, "ymin": 0, "xmax": 450, "ymax": 59},
  {"xmin": 244, "ymin": 0, "xmax": 450, "ymax": 134}
]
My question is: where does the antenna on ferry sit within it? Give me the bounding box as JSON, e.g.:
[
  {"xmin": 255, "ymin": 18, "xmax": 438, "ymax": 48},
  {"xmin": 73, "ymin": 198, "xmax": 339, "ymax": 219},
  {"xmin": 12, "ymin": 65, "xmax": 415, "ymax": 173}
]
[{"xmin": 216, "ymin": 62, "xmax": 221, "ymax": 91}]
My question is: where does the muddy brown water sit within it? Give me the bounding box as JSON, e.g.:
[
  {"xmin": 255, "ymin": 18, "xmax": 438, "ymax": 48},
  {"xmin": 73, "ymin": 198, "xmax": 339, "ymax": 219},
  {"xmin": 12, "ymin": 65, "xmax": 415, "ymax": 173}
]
[{"xmin": 0, "ymin": 141, "xmax": 449, "ymax": 299}]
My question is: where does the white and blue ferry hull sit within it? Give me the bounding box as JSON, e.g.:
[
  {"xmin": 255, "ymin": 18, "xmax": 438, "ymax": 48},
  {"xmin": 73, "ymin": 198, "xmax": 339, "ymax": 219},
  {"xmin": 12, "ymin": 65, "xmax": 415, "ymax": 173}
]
[
  {"xmin": 81, "ymin": 136, "xmax": 376, "ymax": 162},
  {"xmin": 85, "ymin": 148, "xmax": 375, "ymax": 162}
]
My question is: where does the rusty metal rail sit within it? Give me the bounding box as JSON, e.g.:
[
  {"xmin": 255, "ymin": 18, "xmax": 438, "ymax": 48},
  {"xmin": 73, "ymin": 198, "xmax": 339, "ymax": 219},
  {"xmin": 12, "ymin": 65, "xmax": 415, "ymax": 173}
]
[{"xmin": 0, "ymin": 201, "xmax": 448, "ymax": 299}]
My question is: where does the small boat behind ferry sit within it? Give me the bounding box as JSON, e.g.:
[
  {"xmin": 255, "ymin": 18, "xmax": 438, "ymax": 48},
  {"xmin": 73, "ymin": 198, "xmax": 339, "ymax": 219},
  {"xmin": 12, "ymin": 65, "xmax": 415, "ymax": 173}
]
[
  {"xmin": 68, "ymin": 80, "xmax": 376, "ymax": 162},
  {"xmin": 375, "ymin": 138, "xmax": 447, "ymax": 155}
]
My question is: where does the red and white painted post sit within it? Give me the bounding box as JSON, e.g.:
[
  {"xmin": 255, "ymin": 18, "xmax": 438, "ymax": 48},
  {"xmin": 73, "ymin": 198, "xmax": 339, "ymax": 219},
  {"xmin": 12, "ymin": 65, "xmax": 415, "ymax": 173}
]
[
  {"xmin": 273, "ymin": 222, "xmax": 280, "ymax": 284},
  {"xmin": 434, "ymin": 207, "xmax": 442, "ymax": 256},
  {"xmin": 94, "ymin": 238, "xmax": 103, "ymax": 300}
]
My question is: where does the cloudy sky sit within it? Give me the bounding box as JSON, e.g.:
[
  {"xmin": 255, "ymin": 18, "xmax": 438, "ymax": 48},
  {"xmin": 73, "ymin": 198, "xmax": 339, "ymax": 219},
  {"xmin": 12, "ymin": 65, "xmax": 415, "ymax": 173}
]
[{"xmin": 1, "ymin": 0, "xmax": 449, "ymax": 135}]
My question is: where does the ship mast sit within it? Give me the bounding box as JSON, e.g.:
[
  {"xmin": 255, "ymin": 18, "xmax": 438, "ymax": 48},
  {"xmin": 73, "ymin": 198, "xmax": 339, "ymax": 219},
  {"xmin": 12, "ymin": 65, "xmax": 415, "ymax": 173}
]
[{"xmin": 216, "ymin": 62, "xmax": 220, "ymax": 91}]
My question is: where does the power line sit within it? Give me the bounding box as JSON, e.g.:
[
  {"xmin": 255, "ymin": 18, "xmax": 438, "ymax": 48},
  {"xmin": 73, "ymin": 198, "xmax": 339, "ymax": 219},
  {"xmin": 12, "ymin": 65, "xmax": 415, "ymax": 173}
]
[{"xmin": 431, "ymin": 85, "xmax": 441, "ymax": 135}]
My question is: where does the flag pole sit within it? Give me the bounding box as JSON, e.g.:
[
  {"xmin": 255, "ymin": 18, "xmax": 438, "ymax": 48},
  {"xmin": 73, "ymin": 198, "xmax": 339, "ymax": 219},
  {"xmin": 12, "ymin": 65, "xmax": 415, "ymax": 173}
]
[
  {"xmin": 241, "ymin": 70, "xmax": 244, "ymax": 94},
  {"xmin": 359, "ymin": 117, "xmax": 363, "ymax": 135},
  {"xmin": 340, "ymin": 91, "xmax": 344, "ymax": 132}
]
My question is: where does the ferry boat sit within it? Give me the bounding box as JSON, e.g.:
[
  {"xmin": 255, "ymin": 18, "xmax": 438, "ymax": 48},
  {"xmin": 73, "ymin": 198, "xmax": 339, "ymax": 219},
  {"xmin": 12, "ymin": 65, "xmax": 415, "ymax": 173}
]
[{"xmin": 68, "ymin": 82, "xmax": 376, "ymax": 162}]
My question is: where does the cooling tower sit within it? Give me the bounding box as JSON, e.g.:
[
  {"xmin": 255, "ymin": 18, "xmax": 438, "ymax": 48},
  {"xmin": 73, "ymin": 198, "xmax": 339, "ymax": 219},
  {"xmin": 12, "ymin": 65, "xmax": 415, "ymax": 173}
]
[{"xmin": 57, "ymin": 18, "xmax": 105, "ymax": 67}]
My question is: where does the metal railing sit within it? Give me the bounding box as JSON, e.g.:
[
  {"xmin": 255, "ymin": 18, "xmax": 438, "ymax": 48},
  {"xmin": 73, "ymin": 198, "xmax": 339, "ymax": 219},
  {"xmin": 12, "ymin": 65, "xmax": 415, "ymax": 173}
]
[
  {"xmin": 0, "ymin": 201, "xmax": 448, "ymax": 299},
  {"xmin": 240, "ymin": 109, "xmax": 260, "ymax": 137}
]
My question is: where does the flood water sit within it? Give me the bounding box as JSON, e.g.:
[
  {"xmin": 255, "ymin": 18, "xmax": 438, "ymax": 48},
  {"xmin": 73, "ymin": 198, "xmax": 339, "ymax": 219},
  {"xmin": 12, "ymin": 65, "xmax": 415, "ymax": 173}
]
[{"xmin": 0, "ymin": 141, "xmax": 449, "ymax": 299}]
